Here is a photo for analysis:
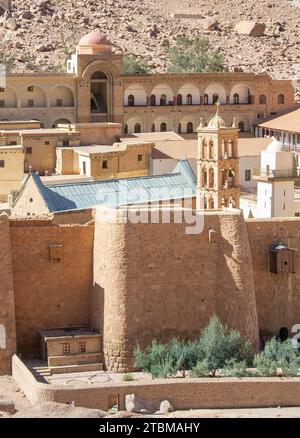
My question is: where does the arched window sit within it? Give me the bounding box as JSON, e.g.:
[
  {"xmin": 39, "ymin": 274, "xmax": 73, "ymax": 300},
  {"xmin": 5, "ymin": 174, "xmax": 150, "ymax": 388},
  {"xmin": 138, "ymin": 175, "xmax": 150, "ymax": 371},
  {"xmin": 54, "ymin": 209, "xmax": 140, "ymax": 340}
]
[
  {"xmin": 128, "ymin": 94, "xmax": 135, "ymax": 107},
  {"xmin": 160, "ymin": 94, "xmax": 167, "ymax": 106},
  {"xmin": 212, "ymin": 93, "xmax": 219, "ymax": 105},
  {"xmin": 160, "ymin": 122, "xmax": 167, "ymax": 132},
  {"xmin": 209, "ymin": 198, "xmax": 214, "ymax": 209},
  {"xmin": 186, "ymin": 94, "xmax": 192, "ymax": 105},
  {"xmin": 134, "ymin": 123, "xmax": 141, "ymax": 133},
  {"xmin": 150, "ymin": 95, "xmax": 156, "ymax": 106},
  {"xmin": 178, "ymin": 123, "xmax": 182, "ymax": 134},
  {"xmin": 204, "ymin": 198, "xmax": 208, "ymax": 209},
  {"xmin": 177, "ymin": 94, "xmax": 182, "ymax": 105},
  {"xmin": 124, "ymin": 124, "xmax": 128, "ymax": 134},
  {"xmin": 90, "ymin": 71, "xmax": 108, "ymax": 113},
  {"xmin": 238, "ymin": 121, "xmax": 245, "ymax": 132},
  {"xmin": 259, "ymin": 94, "xmax": 267, "ymax": 105},
  {"xmin": 233, "ymin": 93, "xmax": 239, "ymax": 104},
  {"xmin": 151, "ymin": 123, "xmax": 155, "ymax": 132},
  {"xmin": 187, "ymin": 122, "xmax": 193, "ymax": 133},
  {"xmin": 203, "ymin": 94, "xmax": 208, "ymax": 105},
  {"xmin": 278, "ymin": 94, "xmax": 285, "ymax": 104}
]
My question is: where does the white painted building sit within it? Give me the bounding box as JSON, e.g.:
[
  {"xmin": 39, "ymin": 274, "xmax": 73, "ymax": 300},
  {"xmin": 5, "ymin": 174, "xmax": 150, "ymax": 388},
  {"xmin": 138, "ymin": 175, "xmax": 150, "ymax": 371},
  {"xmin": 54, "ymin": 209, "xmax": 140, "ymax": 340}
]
[{"xmin": 241, "ymin": 137, "xmax": 300, "ymax": 218}]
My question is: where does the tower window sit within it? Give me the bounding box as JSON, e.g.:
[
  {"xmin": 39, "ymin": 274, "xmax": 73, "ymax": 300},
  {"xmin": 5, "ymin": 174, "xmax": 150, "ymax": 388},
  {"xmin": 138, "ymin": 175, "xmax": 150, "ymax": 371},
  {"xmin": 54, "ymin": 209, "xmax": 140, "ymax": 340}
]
[
  {"xmin": 63, "ymin": 343, "xmax": 70, "ymax": 355},
  {"xmin": 63, "ymin": 140, "xmax": 69, "ymax": 147},
  {"xmin": 0, "ymin": 87, "xmax": 4, "ymax": 92},
  {"xmin": 0, "ymin": 160, "xmax": 5, "ymax": 168},
  {"xmin": 28, "ymin": 99, "xmax": 34, "ymax": 107},
  {"xmin": 0, "ymin": 100, "xmax": 5, "ymax": 108},
  {"xmin": 102, "ymin": 160, "xmax": 108, "ymax": 169},
  {"xmin": 138, "ymin": 154, "xmax": 143, "ymax": 162},
  {"xmin": 27, "ymin": 86, "xmax": 34, "ymax": 92},
  {"xmin": 79, "ymin": 342, "xmax": 86, "ymax": 353}
]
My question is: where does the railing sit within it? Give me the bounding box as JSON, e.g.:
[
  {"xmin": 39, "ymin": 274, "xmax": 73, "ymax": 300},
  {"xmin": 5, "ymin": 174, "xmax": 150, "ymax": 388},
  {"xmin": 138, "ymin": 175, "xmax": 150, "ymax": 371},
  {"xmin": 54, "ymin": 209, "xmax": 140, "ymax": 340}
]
[{"xmin": 253, "ymin": 168, "xmax": 300, "ymax": 178}]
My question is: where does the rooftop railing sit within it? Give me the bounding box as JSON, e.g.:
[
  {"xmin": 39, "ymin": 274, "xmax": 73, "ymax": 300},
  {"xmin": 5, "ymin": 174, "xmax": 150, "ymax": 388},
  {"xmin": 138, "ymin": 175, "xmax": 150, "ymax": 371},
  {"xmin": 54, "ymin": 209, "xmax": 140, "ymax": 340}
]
[{"xmin": 253, "ymin": 168, "xmax": 300, "ymax": 178}]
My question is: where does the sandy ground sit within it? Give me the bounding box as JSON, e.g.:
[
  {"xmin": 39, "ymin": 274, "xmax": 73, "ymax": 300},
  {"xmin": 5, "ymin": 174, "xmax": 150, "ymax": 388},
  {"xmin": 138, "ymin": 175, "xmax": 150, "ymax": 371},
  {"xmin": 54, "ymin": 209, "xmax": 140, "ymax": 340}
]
[{"xmin": 0, "ymin": 375, "xmax": 30, "ymax": 411}]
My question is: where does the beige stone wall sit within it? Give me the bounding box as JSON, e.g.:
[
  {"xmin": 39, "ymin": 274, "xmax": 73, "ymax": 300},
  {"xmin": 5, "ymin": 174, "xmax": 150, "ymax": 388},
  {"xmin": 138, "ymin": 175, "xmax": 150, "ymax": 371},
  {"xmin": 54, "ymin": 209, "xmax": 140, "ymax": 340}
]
[
  {"xmin": 246, "ymin": 217, "xmax": 300, "ymax": 339},
  {"xmin": 93, "ymin": 208, "xmax": 259, "ymax": 371},
  {"xmin": 0, "ymin": 147, "xmax": 24, "ymax": 201},
  {"xmin": 10, "ymin": 219, "xmax": 94, "ymax": 357},
  {"xmin": 0, "ymin": 214, "xmax": 16, "ymax": 375},
  {"xmin": 90, "ymin": 144, "xmax": 151, "ymax": 180}
]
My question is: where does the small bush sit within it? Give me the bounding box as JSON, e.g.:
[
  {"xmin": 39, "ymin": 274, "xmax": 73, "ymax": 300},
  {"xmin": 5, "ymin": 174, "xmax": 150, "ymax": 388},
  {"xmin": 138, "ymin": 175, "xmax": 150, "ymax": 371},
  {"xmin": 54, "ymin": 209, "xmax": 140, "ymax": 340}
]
[
  {"xmin": 134, "ymin": 341, "xmax": 178, "ymax": 378},
  {"xmin": 254, "ymin": 338, "xmax": 299, "ymax": 377},
  {"xmin": 124, "ymin": 54, "xmax": 149, "ymax": 74},
  {"xmin": 222, "ymin": 359, "xmax": 250, "ymax": 378},
  {"xmin": 190, "ymin": 360, "xmax": 210, "ymax": 377},
  {"xmin": 123, "ymin": 373, "xmax": 134, "ymax": 382}
]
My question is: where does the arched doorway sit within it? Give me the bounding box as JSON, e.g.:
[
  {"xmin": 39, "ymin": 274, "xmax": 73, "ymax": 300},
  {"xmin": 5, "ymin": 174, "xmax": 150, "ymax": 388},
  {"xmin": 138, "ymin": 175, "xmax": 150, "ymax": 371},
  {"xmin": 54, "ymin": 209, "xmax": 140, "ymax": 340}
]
[
  {"xmin": 128, "ymin": 94, "xmax": 135, "ymax": 106},
  {"xmin": 187, "ymin": 122, "xmax": 193, "ymax": 133},
  {"xmin": 134, "ymin": 123, "xmax": 141, "ymax": 133},
  {"xmin": 90, "ymin": 71, "xmax": 108, "ymax": 114},
  {"xmin": 150, "ymin": 95, "xmax": 156, "ymax": 106},
  {"xmin": 160, "ymin": 122, "xmax": 167, "ymax": 132},
  {"xmin": 177, "ymin": 94, "xmax": 182, "ymax": 105},
  {"xmin": 238, "ymin": 121, "xmax": 245, "ymax": 132}
]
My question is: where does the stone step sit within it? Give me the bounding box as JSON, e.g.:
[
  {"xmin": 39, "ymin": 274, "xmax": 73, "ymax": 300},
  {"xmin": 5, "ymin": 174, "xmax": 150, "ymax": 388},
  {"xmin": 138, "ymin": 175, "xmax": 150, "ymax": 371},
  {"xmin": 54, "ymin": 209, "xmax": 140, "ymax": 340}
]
[{"xmin": 49, "ymin": 362, "xmax": 103, "ymax": 374}]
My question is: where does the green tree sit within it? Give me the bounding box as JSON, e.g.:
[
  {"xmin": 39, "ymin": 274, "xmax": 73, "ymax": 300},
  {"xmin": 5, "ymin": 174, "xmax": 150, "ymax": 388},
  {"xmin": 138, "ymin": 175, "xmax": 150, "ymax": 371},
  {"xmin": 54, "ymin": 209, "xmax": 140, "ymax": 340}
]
[
  {"xmin": 198, "ymin": 315, "xmax": 253, "ymax": 376},
  {"xmin": 124, "ymin": 54, "xmax": 149, "ymax": 74},
  {"xmin": 166, "ymin": 36, "xmax": 225, "ymax": 73}
]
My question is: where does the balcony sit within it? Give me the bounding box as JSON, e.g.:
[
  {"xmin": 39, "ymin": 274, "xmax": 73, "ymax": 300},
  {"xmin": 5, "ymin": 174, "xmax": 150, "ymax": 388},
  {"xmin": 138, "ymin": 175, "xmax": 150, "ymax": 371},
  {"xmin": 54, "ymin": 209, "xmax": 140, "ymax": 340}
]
[{"xmin": 253, "ymin": 168, "xmax": 300, "ymax": 180}]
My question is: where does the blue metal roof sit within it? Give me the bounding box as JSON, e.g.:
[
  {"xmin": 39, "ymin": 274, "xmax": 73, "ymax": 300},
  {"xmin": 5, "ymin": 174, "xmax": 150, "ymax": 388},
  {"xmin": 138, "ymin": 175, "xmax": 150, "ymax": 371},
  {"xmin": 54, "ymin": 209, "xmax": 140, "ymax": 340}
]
[{"xmin": 32, "ymin": 160, "xmax": 196, "ymax": 213}]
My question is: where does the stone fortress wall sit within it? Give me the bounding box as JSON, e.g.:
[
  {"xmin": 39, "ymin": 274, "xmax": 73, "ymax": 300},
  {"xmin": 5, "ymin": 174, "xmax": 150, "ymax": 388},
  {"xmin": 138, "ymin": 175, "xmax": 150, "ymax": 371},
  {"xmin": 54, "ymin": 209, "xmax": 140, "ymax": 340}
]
[{"xmin": 1, "ymin": 210, "xmax": 300, "ymax": 373}]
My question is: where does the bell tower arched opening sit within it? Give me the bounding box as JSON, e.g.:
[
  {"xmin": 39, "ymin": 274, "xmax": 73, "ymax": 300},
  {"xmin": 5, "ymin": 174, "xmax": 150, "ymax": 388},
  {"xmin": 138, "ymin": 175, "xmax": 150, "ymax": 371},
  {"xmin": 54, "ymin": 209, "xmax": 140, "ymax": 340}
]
[{"xmin": 90, "ymin": 71, "xmax": 108, "ymax": 115}]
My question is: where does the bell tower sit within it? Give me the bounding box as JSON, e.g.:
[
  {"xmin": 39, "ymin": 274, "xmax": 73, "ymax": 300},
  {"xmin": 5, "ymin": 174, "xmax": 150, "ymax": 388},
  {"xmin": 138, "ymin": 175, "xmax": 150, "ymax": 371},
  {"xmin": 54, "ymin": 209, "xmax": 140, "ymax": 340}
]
[{"xmin": 196, "ymin": 102, "xmax": 240, "ymax": 210}]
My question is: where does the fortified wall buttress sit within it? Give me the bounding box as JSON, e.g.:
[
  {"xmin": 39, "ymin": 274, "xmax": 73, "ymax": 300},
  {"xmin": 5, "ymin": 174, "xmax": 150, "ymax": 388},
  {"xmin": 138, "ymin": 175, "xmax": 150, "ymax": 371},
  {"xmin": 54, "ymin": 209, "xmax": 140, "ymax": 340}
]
[
  {"xmin": 0, "ymin": 213, "xmax": 16, "ymax": 374},
  {"xmin": 93, "ymin": 208, "xmax": 259, "ymax": 372}
]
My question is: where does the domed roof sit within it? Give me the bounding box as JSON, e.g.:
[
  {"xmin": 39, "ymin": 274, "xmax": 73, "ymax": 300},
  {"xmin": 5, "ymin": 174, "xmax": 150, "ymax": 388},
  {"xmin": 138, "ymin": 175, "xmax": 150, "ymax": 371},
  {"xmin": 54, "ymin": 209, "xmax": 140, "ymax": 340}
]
[
  {"xmin": 207, "ymin": 100, "xmax": 226, "ymax": 129},
  {"xmin": 207, "ymin": 113, "xmax": 226, "ymax": 129},
  {"xmin": 78, "ymin": 32, "xmax": 111, "ymax": 46},
  {"xmin": 266, "ymin": 137, "xmax": 285, "ymax": 153}
]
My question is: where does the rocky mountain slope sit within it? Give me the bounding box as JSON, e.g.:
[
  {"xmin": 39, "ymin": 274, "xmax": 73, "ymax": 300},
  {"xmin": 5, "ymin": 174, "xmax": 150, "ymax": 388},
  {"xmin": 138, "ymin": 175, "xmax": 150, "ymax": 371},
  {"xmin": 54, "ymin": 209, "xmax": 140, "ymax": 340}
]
[{"xmin": 0, "ymin": 0, "xmax": 300, "ymax": 79}]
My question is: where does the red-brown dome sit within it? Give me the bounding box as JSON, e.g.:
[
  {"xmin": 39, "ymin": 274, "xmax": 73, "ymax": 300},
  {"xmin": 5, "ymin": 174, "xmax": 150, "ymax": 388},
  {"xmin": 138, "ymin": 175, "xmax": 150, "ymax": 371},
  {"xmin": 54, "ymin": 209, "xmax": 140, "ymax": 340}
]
[{"xmin": 78, "ymin": 32, "xmax": 111, "ymax": 46}]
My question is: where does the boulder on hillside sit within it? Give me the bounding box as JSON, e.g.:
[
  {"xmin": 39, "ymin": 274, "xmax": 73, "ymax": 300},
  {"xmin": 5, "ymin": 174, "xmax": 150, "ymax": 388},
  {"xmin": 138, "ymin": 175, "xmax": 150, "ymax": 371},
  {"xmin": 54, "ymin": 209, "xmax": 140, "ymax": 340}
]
[{"xmin": 234, "ymin": 21, "xmax": 266, "ymax": 37}]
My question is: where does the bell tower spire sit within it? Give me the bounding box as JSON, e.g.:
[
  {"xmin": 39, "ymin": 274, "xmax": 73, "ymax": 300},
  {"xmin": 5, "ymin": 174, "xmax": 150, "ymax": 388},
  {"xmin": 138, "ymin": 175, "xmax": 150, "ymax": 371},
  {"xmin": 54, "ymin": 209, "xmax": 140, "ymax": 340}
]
[{"xmin": 196, "ymin": 104, "xmax": 240, "ymax": 210}]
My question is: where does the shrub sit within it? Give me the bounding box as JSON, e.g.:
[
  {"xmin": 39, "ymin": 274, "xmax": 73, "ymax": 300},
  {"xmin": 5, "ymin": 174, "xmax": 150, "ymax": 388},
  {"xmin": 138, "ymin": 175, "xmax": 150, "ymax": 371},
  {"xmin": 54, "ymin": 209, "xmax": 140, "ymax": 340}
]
[
  {"xmin": 134, "ymin": 341, "xmax": 178, "ymax": 378},
  {"xmin": 166, "ymin": 36, "xmax": 225, "ymax": 73},
  {"xmin": 222, "ymin": 359, "xmax": 250, "ymax": 378},
  {"xmin": 198, "ymin": 315, "xmax": 254, "ymax": 376},
  {"xmin": 123, "ymin": 373, "xmax": 134, "ymax": 382},
  {"xmin": 254, "ymin": 338, "xmax": 299, "ymax": 377},
  {"xmin": 124, "ymin": 54, "xmax": 149, "ymax": 74},
  {"xmin": 190, "ymin": 359, "xmax": 210, "ymax": 377}
]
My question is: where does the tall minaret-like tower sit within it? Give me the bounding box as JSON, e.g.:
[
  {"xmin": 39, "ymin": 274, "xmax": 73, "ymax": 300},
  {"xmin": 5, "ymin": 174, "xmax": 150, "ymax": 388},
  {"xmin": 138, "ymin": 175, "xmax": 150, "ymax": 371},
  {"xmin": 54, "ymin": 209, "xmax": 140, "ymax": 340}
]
[{"xmin": 196, "ymin": 102, "xmax": 240, "ymax": 210}]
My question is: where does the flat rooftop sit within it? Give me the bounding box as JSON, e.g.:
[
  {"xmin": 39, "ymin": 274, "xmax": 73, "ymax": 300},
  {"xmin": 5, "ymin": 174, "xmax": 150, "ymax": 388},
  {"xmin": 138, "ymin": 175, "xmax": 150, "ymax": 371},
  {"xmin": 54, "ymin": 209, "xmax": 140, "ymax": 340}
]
[{"xmin": 39, "ymin": 327, "xmax": 100, "ymax": 341}]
